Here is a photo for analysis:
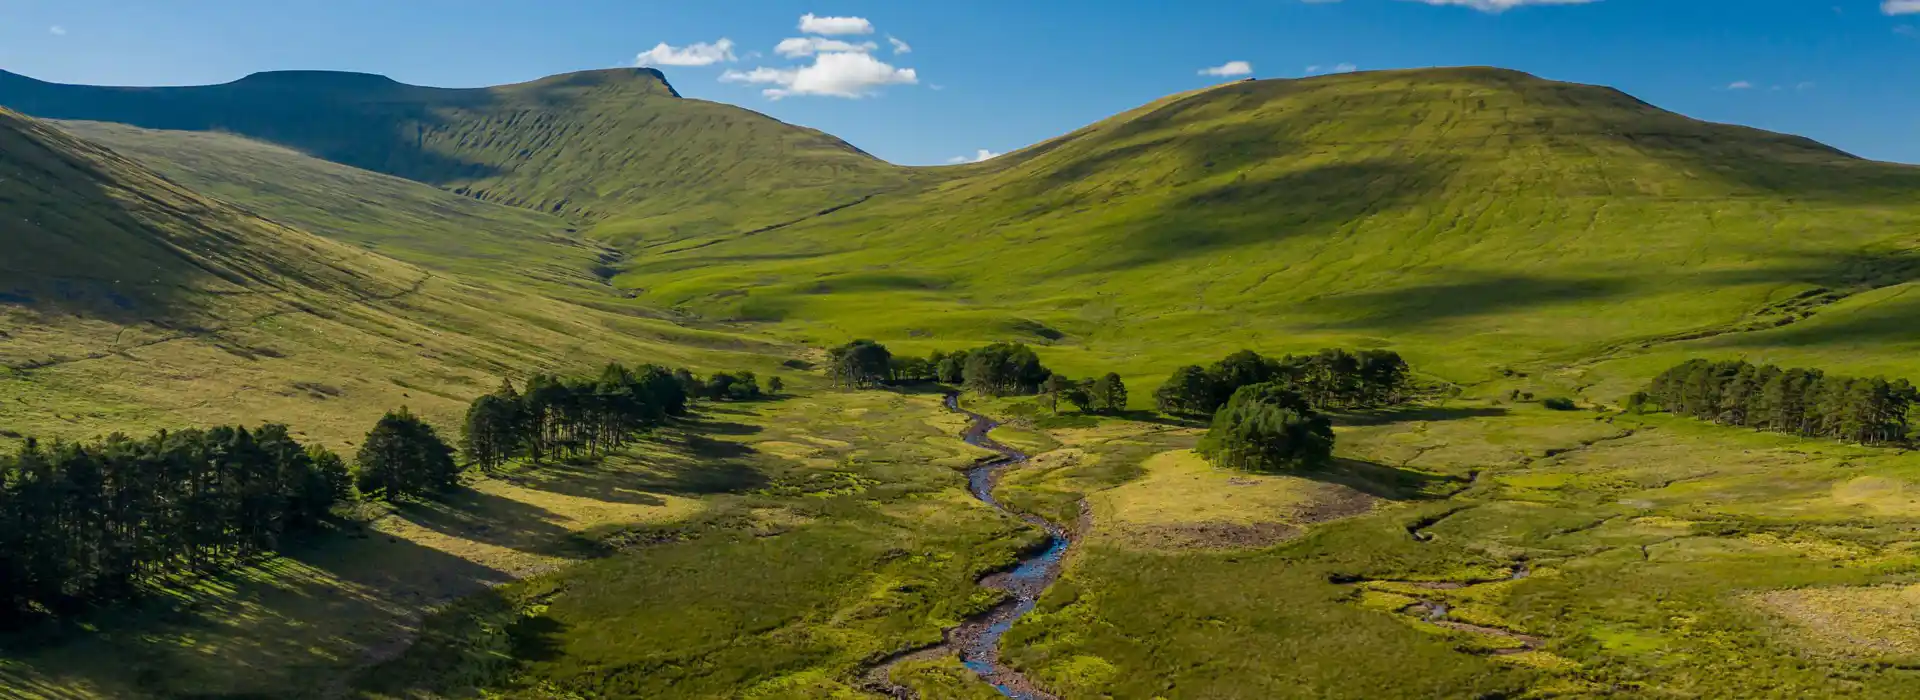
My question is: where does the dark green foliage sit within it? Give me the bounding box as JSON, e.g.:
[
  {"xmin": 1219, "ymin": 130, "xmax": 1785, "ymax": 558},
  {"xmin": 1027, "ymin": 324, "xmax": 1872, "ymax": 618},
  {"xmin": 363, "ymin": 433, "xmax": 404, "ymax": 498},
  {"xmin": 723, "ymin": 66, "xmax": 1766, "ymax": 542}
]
[
  {"xmin": 961, "ymin": 342, "xmax": 1051, "ymax": 396},
  {"xmin": 933, "ymin": 350, "xmax": 966, "ymax": 384},
  {"xmin": 1159, "ymin": 348, "xmax": 1415, "ymax": 416},
  {"xmin": 1197, "ymin": 383, "xmax": 1336, "ymax": 472},
  {"xmin": 1642, "ymin": 359, "xmax": 1918, "ymax": 445},
  {"xmin": 0, "ymin": 425, "xmax": 343, "ymax": 623},
  {"xmin": 1542, "ymin": 397, "xmax": 1579, "ymax": 411},
  {"xmin": 461, "ymin": 362, "xmax": 699, "ymax": 467},
  {"xmin": 767, "ymin": 376, "xmax": 784, "ymax": 395},
  {"xmin": 1064, "ymin": 383, "xmax": 1095, "ymax": 413},
  {"xmin": 355, "ymin": 408, "xmax": 459, "ymax": 502},
  {"xmin": 1042, "ymin": 373, "xmax": 1074, "ymax": 413},
  {"xmin": 828, "ymin": 340, "xmax": 893, "ymax": 389},
  {"xmin": 704, "ymin": 370, "xmax": 762, "ymax": 401},
  {"xmin": 1090, "ymin": 372, "xmax": 1129, "ymax": 414},
  {"xmin": 1154, "ymin": 365, "xmax": 1214, "ymax": 415}
]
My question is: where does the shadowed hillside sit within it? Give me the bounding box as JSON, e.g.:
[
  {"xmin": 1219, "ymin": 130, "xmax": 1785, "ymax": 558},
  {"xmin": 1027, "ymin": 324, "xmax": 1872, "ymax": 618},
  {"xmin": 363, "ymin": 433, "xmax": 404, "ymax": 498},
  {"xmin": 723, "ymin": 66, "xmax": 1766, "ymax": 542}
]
[{"xmin": 0, "ymin": 68, "xmax": 909, "ymax": 246}]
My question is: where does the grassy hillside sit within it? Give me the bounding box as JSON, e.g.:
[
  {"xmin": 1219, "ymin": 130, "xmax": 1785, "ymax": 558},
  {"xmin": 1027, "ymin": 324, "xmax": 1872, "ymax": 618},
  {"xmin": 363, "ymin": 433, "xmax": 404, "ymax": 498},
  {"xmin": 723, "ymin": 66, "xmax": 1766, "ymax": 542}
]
[
  {"xmin": 54, "ymin": 120, "xmax": 644, "ymax": 309},
  {"xmin": 0, "ymin": 68, "xmax": 909, "ymax": 246},
  {"xmin": 0, "ymin": 105, "xmax": 784, "ymax": 450},
  {"xmin": 616, "ymin": 67, "xmax": 1920, "ymax": 393}
]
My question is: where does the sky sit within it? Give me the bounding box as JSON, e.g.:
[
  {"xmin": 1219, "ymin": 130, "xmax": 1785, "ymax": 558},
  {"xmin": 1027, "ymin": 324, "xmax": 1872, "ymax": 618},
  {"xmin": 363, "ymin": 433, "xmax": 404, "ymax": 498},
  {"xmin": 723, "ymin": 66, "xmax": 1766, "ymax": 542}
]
[{"xmin": 3, "ymin": 0, "xmax": 1919, "ymax": 165}]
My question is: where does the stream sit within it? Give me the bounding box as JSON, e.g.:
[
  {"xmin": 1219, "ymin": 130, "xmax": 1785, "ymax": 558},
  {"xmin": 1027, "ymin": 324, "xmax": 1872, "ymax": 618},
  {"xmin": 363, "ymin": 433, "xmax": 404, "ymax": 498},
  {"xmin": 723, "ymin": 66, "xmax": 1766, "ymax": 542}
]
[{"xmin": 946, "ymin": 394, "xmax": 1070, "ymax": 700}]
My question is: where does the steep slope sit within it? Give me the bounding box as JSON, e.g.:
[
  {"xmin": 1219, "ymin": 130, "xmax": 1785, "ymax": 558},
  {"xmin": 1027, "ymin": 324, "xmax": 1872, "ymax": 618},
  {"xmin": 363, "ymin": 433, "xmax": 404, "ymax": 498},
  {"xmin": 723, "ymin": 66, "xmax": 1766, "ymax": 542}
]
[
  {"xmin": 0, "ymin": 68, "xmax": 908, "ymax": 245},
  {"xmin": 54, "ymin": 120, "xmax": 627, "ymax": 304},
  {"xmin": 618, "ymin": 67, "xmax": 1920, "ymax": 385},
  {"xmin": 0, "ymin": 106, "xmax": 783, "ymax": 448}
]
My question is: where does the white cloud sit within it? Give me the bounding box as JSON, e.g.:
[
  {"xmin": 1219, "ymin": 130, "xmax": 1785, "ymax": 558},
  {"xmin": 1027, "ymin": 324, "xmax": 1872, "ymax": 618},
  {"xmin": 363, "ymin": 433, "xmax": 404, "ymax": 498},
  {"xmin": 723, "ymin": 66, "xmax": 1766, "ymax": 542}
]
[
  {"xmin": 635, "ymin": 38, "xmax": 737, "ymax": 67},
  {"xmin": 1899, "ymin": 24, "xmax": 1919, "ymax": 35},
  {"xmin": 798, "ymin": 13, "xmax": 874, "ymax": 35},
  {"xmin": 1726, "ymin": 80, "xmax": 1754, "ymax": 90},
  {"xmin": 888, "ymin": 36, "xmax": 912, "ymax": 54},
  {"xmin": 49, "ymin": 25, "xmax": 67, "ymax": 36},
  {"xmin": 1885, "ymin": 0, "xmax": 1920, "ymax": 15},
  {"xmin": 775, "ymin": 37, "xmax": 879, "ymax": 57},
  {"xmin": 947, "ymin": 149, "xmax": 1001, "ymax": 164},
  {"xmin": 723, "ymin": 51, "xmax": 916, "ymax": 99},
  {"xmin": 1796, "ymin": 81, "xmax": 1816, "ymax": 90},
  {"xmin": 1405, "ymin": 0, "xmax": 1602, "ymax": 12},
  {"xmin": 1199, "ymin": 60, "xmax": 1254, "ymax": 77}
]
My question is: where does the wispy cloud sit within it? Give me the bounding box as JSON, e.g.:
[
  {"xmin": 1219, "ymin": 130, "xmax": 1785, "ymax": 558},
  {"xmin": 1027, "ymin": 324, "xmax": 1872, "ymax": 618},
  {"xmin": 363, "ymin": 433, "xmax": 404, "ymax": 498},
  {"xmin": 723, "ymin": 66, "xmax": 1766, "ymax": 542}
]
[
  {"xmin": 635, "ymin": 39, "xmax": 736, "ymax": 67},
  {"xmin": 947, "ymin": 149, "xmax": 1001, "ymax": 164},
  {"xmin": 799, "ymin": 13, "xmax": 874, "ymax": 35},
  {"xmin": 723, "ymin": 51, "xmax": 916, "ymax": 99},
  {"xmin": 1198, "ymin": 60, "xmax": 1254, "ymax": 77},
  {"xmin": 49, "ymin": 25, "xmax": 67, "ymax": 36},
  {"xmin": 888, "ymin": 36, "xmax": 912, "ymax": 54},
  {"xmin": 775, "ymin": 37, "xmax": 878, "ymax": 57},
  {"xmin": 1885, "ymin": 0, "xmax": 1920, "ymax": 15},
  {"xmin": 1405, "ymin": 0, "xmax": 1602, "ymax": 12},
  {"xmin": 1726, "ymin": 80, "xmax": 1754, "ymax": 90}
]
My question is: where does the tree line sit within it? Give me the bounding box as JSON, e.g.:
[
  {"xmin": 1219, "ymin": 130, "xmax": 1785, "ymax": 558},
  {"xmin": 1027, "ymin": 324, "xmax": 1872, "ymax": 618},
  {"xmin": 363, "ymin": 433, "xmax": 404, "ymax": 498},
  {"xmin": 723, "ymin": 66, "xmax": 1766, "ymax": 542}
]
[
  {"xmin": 1, "ymin": 359, "xmax": 766, "ymax": 624},
  {"xmin": 1154, "ymin": 348, "xmax": 1413, "ymax": 417},
  {"xmin": 463, "ymin": 362, "xmax": 774, "ymax": 475},
  {"xmin": 1633, "ymin": 359, "xmax": 1919, "ymax": 445},
  {"xmin": 1172, "ymin": 349, "xmax": 1416, "ymax": 473},
  {"xmin": 829, "ymin": 340, "xmax": 1133, "ymax": 413},
  {"xmin": 1, "ymin": 425, "xmax": 348, "ymax": 623}
]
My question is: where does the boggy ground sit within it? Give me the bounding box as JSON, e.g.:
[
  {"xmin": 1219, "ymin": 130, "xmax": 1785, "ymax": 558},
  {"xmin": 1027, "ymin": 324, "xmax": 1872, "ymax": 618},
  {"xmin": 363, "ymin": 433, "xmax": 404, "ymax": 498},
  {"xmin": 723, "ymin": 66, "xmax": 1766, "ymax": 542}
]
[{"xmin": 978, "ymin": 398, "xmax": 1920, "ymax": 699}]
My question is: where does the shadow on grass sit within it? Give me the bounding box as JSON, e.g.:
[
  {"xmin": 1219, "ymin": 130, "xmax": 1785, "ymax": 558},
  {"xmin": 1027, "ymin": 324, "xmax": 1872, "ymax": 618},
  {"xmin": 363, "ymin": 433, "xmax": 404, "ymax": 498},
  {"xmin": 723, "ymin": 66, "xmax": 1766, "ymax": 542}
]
[
  {"xmin": 398, "ymin": 487, "xmax": 582, "ymax": 557},
  {"xmin": 1331, "ymin": 405, "xmax": 1510, "ymax": 427},
  {"xmin": 1293, "ymin": 458, "xmax": 1465, "ymax": 502}
]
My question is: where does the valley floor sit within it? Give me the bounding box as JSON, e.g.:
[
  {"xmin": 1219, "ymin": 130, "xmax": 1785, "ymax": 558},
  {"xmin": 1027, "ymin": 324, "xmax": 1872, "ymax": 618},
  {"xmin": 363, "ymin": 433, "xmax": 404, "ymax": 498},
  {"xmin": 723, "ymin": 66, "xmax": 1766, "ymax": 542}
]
[{"xmin": 8, "ymin": 382, "xmax": 1920, "ymax": 698}]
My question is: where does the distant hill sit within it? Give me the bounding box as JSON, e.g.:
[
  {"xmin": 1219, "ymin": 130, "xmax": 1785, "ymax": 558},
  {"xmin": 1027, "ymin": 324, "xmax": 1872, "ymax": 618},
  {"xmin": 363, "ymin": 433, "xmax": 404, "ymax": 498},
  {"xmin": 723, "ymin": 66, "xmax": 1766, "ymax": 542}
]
[
  {"xmin": 613, "ymin": 67, "xmax": 1920, "ymax": 385},
  {"xmin": 0, "ymin": 68, "xmax": 908, "ymax": 246}
]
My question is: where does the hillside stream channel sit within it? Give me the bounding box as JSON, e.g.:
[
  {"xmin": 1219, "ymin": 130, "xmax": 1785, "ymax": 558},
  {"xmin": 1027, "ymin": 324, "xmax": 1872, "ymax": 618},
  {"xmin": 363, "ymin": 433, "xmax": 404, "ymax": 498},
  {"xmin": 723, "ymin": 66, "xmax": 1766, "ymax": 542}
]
[{"xmin": 945, "ymin": 393, "xmax": 1070, "ymax": 700}]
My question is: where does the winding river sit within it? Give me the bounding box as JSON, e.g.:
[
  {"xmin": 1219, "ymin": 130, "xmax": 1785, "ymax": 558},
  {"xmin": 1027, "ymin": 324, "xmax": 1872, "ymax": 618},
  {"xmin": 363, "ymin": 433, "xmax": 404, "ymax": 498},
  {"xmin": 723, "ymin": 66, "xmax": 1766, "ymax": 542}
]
[{"xmin": 945, "ymin": 394, "xmax": 1070, "ymax": 700}]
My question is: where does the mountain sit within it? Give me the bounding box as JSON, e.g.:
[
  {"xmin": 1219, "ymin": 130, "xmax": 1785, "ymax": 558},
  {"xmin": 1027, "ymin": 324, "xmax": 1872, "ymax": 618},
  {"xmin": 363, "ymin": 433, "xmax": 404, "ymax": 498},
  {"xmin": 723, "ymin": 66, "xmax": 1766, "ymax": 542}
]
[
  {"xmin": 613, "ymin": 67, "xmax": 1920, "ymax": 387},
  {"xmin": 0, "ymin": 106, "xmax": 780, "ymax": 448},
  {"xmin": 0, "ymin": 68, "xmax": 908, "ymax": 246}
]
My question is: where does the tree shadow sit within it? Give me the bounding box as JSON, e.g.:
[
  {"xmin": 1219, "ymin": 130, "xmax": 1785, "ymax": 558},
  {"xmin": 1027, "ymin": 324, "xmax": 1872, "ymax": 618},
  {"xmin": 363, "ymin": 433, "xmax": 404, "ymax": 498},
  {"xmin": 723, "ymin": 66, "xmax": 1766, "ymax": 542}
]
[
  {"xmin": 397, "ymin": 487, "xmax": 581, "ymax": 556},
  {"xmin": 1296, "ymin": 458, "xmax": 1465, "ymax": 502},
  {"xmin": 1330, "ymin": 405, "xmax": 1511, "ymax": 427},
  {"xmin": 0, "ymin": 526, "xmax": 513, "ymax": 698}
]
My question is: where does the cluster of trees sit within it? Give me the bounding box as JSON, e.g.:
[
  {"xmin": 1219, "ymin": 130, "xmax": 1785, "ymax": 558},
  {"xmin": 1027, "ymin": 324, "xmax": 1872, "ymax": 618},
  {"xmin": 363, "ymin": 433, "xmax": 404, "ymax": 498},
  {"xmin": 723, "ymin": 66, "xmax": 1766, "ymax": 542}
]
[
  {"xmin": 0, "ymin": 426, "xmax": 348, "ymax": 622},
  {"xmin": 1197, "ymin": 383, "xmax": 1336, "ymax": 473},
  {"xmin": 1634, "ymin": 359, "xmax": 1919, "ymax": 445},
  {"xmin": 462, "ymin": 363, "xmax": 702, "ymax": 473},
  {"xmin": 1156, "ymin": 349, "xmax": 1412, "ymax": 417},
  {"xmin": 830, "ymin": 340, "xmax": 1135, "ymax": 414}
]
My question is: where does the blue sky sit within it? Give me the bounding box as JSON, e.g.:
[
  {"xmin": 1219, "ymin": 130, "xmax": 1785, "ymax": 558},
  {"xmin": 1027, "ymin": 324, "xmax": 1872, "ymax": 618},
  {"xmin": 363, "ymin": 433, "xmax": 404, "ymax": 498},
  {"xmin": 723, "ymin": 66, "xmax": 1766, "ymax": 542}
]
[{"xmin": 3, "ymin": 0, "xmax": 1919, "ymax": 165}]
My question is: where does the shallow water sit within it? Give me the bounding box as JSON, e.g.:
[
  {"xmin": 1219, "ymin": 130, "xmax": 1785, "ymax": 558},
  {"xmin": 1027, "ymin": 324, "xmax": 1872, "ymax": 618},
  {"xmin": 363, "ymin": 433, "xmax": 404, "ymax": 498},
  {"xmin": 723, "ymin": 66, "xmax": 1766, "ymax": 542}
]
[{"xmin": 946, "ymin": 394, "xmax": 1070, "ymax": 700}]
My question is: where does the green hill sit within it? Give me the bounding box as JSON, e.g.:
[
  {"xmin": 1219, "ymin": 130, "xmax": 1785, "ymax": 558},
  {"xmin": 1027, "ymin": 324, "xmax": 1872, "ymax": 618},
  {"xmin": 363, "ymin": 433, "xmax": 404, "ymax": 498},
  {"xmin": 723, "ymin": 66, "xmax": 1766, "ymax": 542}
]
[
  {"xmin": 0, "ymin": 106, "xmax": 782, "ymax": 449},
  {"xmin": 0, "ymin": 68, "xmax": 908, "ymax": 247},
  {"xmin": 614, "ymin": 67, "xmax": 1920, "ymax": 390}
]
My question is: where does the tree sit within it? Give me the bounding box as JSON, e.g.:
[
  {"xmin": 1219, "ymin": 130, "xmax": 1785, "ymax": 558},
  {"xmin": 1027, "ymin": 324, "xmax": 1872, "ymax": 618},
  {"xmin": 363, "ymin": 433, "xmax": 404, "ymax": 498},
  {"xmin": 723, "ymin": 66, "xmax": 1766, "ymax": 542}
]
[
  {"xmin": 829, "ymin": 340, "xmax": 893, "ymax": 389},
  {"xmin": 355, "ymin": 408, "xmax": 459, "ymax": 503},
  {"xmin": 462, "ymin": 393, "xmax": 519, "ymax": 473},
  {"xmin": 1090, "ymin": 373, "xmax": 1129, "ymax": 414},
  {"xmin": 936, "ymin": 350, "xmax": 968, "ymax": 384},
  {"xmin": 1042, "ymin": 374, "xmax": 1073, "ymax": 413},
  {"xmin": 1197, "ymin": 383, "xmax": 1334, "ymax": 472},
  {"xmin": 1064, "ymin": 382, "xmax": 1095, "ymax": 413},
  {"xmin": 1155, "ymin": 365, "xmax": 1213, "ymax": 415},
  {"xmin": 962, "ymin": 342, "xmax": 1051, "ymax": 396},
  {"xmin": 767, "ymin": 376, "xmax": 785, "ymax": 395}
]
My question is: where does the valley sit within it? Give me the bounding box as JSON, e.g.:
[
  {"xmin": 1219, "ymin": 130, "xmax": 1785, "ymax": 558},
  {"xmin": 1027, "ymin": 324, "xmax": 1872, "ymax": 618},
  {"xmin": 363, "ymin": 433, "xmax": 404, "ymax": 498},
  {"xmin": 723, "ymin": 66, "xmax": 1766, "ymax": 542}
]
[{"xmin": 4, "ymin": 61, "xmax": 1920, "ymax": 699}]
